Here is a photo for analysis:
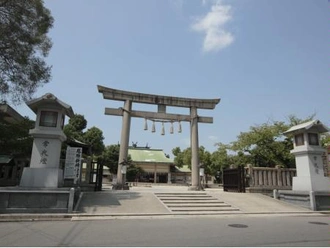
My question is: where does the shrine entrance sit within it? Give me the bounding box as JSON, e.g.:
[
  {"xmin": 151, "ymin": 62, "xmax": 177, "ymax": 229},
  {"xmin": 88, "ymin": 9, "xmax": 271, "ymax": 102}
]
[{"xmin": 98, "ymin": 85, "xmax": 220, "ymax": 190}]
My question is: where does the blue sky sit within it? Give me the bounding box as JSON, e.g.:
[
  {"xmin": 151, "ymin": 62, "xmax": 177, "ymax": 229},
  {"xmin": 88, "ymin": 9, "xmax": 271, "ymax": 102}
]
[{"xmin": 15, "ymin": 0, "xmax": 330, "ymax": 157}]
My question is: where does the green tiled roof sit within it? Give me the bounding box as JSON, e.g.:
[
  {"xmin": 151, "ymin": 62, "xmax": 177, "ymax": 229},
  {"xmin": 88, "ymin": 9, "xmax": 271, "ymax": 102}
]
[{"xmin": 128, "ymin": 148, "xmax": 173, "ymax": 163}]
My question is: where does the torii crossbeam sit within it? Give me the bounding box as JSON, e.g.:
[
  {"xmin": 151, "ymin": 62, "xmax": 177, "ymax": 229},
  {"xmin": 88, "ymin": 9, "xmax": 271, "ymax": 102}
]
[{"xmin": 98, "ymin": 85, "xmax": 220, "ymax": 190}]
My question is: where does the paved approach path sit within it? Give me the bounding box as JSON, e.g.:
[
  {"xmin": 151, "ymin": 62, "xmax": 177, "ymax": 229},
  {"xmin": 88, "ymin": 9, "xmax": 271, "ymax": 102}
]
[
  {"xmin": 76, "ymin": 185, "xmax": 315, "ymax": 216},
  {"xmin": 1, "ymin": 185, "xmax": 326, "ymax": 222}
]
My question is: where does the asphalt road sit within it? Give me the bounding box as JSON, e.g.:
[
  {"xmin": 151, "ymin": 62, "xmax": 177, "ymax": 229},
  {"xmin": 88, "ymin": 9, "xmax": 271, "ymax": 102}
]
[{"xmin": 0, "ymin": 215, "xmax": 329, "ymax": 247}]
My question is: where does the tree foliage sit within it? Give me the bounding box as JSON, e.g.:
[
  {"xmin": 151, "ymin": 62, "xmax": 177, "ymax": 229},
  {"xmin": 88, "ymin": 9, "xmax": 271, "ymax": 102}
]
[
  {"xmin": 227, "ymin": 115, "xmax": 316, "ymax": 168},
  {"xmin": 172, "ymin": 147, "xmax": 189, "ymax": 168},
  {"xmin": 126, "ymin": 164, "xmax": 144, "ymax": 182},
  {"xmin": 0, "ymin": 0, "xmax": 53, "ymax": 104},
  {"xmin": 66, "ymin": 114, "xmax": 87, "ymax": 133},
  {"xmin": 0, "ymin": 117, "xmax": 34, "ymax": 156},
  {"xmin": 99, "ymin": 144, "xmax": 134, "ymax": 175},
  {"xmin": 210, "ymin": 143, "xmax": 231, "ymax": 172},
  {"xmin": 172, "ymin": 146, "xmax": 212, "ymax": 173},
  {"xmin": 84, "ymin": 127, "xmax": 105, "ymax": 155},
  {"xmin": 230, "ymin": 121, "xmax": 294, "ymax": 167},
  {"xmin": 63, "ymin": 114, "xmax": 105, "ymax": 157},
  {"xmin": 99, "ymin": 144, "xmax": 120, "ymax": 174},
  {"xmin": 321, "ymin": 133, "xmax": 330, "ymax": 147},
  {"xmin": 63, "ymin": 114, "xmax": 87, "ymax": 141},
  {"xmin": 171, "ymin": 115, "xmax": 321, "ymax": 177}
]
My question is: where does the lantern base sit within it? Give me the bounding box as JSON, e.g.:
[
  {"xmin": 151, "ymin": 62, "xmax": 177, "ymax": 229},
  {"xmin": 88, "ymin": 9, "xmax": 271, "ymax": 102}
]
[{"xmin": 19, "ymin": 168, "xmax": 64, "ymax": 188}]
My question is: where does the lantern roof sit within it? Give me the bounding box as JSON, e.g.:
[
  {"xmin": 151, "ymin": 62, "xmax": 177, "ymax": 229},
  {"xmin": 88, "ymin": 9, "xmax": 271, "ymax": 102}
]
[
  {"xmin": 284, "ymin": 120, "xmax": 329, "ymax": 136},
  {"xmin": 26, "ymin": 93, "xmax": 74, "ymax": 117}
]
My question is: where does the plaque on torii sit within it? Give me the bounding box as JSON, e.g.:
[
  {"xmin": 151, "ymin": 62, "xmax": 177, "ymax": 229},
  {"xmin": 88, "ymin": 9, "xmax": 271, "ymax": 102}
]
[{"xmin": 98, "ymin": 85, "xmax": 220, "ymax": 190}]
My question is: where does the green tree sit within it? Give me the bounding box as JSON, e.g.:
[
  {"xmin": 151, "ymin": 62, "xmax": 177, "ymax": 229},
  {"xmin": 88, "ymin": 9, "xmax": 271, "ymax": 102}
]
[
  {"xmin": 63, "ymin": 114, "xmax": 87, "ymax": 141},
  {"xmin": 230, "ymin": 121, "xmax": 294, "ymax": 167},
  {"xmin": 172, "ymin": 146, "xmax": 216, "ymax": 185},
  {"xmin": 0, "ymin": 0, "xmax": 54, "ymax": 104},
  {"xmin": 228, "ymin": 151, "xmax": 251, "ymax": 167},
  {"xmin": 172, "ymin": 146, "xmax": 212, "ymax": 172},
  {"xmin": 126, "ymin": 164, "xmax": 144, "ymax": 182},
  {"xmin": 198, "ymin": 146, "xmax": 213, "ymax": 185},
  {"xmin": 0, "ymin": 117, "xmax": 34, "ymax": 157},
  {"xmin": 172, "ymin": 147, "xmax": 184, "ymax": 167},
  {"xmin": 62, "ymin": 114, "xmax": 105, "ymax": 158},
  {"xmin": 321, "ymin": 133, "xmax": 330, "ymax": 148},
  {"xmin": 172, "ymin": 146, "xmax": 191, "ymax": 168},
  {"xmin": 211, "ymin": 143, "xmax": 231, "ymax": 171},
  {"xmin": 99, "ymin": 144, "xmax": 120, "ymax": 174},
  {"xmin": 67, "ymin": 114, "xmax": 87, "ymax": 132},
  {"xmin": 198, "ymin": 146, "xmax": 211, "ymax": 172},
  {"xmin": 229, "ymin": 115, "xmax": 315, "ymax": 168},
  {"xmin": 99, "ymin": 144, "xmax": 135, "ymax": 177},
  {"xmin": 84, "ymin": 126, "xmax": 105, "ymax": 156}
]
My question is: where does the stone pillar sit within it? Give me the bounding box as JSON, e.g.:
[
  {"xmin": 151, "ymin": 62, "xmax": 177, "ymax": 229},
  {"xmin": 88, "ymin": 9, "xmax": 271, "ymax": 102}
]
[
  {"xmin": 276, "ymin": 165, "xmax": 282, "ymax": 187},
  {"xmin": 189, "ymin": 107, "xmax": 200, "ymax": 190},
  {"xmin": 117, "ymin": 100, "xmax": 132, "ymax": 186},
  {"xmin": 272, "ymin": 170, "xmax": 277, "ymax": 187},
  {"xmin": 168, "ymin": 172, "xmax": 171, "ymax": 184},
  {"xmin": 247, "ymin": 164, "xmax": 254, "ymax": 187}
]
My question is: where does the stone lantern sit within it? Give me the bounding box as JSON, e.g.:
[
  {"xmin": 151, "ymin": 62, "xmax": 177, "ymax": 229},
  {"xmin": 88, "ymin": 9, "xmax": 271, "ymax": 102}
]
[
  {"xmin": 20, "ymin": 93, "xmax": 74, "ymax": 188},
  {"xmin": 284, "ymin": 120, "xmax": 330, "ymax": 192},
  {"xmin": 276, "ymin": 120, "xmax": 330, "ymax": 210}
]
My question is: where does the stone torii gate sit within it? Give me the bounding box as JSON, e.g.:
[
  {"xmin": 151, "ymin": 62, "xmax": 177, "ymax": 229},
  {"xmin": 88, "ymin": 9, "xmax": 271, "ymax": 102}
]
[{"xmin": 98, "ymin": 85, "xmax": 220, "ymax": 190}]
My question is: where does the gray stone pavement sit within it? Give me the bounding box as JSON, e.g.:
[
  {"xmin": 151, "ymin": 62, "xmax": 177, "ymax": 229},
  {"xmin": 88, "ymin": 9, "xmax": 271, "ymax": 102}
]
[
  {"xmin": 76, "ymin": 188, "xmax": 170, "ymax": 215},
  {"xmin": 1, "ymin": 185, "xmax": 328, "ymax": 221},
  {"xmin": 76, "ymin": 185, "xmax": 320, "ymax": 215}
]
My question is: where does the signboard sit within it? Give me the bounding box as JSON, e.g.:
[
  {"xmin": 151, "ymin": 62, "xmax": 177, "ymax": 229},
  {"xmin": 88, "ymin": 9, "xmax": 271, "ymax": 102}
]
[
  {"xmin": 64, "ymin": 147, "xmax": 82, "ymax": 184},
  {"xmin": 121, "ymin": 165, "xmax": 127, "ymax": 174}
]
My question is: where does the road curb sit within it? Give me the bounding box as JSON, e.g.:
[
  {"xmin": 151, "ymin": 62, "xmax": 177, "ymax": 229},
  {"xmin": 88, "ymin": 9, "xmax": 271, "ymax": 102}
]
[{"xmin": 0, "ymin": 211, "xmax": 329, "ymax": 222}]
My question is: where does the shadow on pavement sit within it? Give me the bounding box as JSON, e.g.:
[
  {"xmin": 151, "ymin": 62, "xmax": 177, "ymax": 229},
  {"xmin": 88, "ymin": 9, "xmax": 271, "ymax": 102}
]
[{"xmin": 76, "ymin": 191, "xmax": 143, "ymax": 214}]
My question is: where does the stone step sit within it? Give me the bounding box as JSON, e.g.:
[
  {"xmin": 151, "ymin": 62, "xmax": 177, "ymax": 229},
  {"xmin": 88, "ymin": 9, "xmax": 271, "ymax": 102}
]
[
  {"xmin": 155, "ymin": 193, "xmax": 210, "ymax": 195},
  {"xmin": 163, "ymin": 199, "xmax": 221, "ymax": 202},
  {"xmin": 170, "ymin": 207, "xmax": 240, "ymax": 212},
  {"xmin": 154, "ymin": 192, "xmax": 240, "ymax": 214},
  {"xmin": 155, "ymin": 193, "xmax": 207, "ymax": 196},
  {"xmin": 158, "ymin": 196, "xmax": 213, "ymax": 199},
  {"xmin": 166, "ymin": 204, "xmax": 232, "ymax": 208},
  {"xmin": 163, "ymin": 199, "xmax": 224, "ymax": 205},
  {"xmin": 170, "ymin": 210, "xmax": 241, "ymax": 215},
  {"xmin": 162, "ymin": 200, "xmax": 223, "ymax": 204},
  {"xmin": 158, "ymin": 197, "xmax": 213, "ymax": 201}
]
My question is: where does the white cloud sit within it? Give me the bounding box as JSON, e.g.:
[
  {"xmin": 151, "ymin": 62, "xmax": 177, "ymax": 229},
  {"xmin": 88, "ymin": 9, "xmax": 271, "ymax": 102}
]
[{"xmin": 191, "ymin": 0, "xmax": 234, "ymax": 52}]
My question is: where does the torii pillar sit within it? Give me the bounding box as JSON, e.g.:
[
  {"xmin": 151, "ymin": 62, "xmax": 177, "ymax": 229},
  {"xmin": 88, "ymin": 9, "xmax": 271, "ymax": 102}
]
[
  {"xmin": 190, "ymin": 107, "xmax": 200, "ymax": 190},
  {"xmin": 98, "ymin": 85, "xmax": 220, "ymax": 190},
  {"xmin": 117, "ymin": 99, "xmax": 132, "ymax": 187}
]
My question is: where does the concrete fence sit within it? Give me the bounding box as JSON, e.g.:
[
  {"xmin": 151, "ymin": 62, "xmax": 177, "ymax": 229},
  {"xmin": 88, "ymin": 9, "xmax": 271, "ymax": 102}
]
[{"xmin": 245, "ymin": 165, "xmax": 296, "ymax": 191}]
